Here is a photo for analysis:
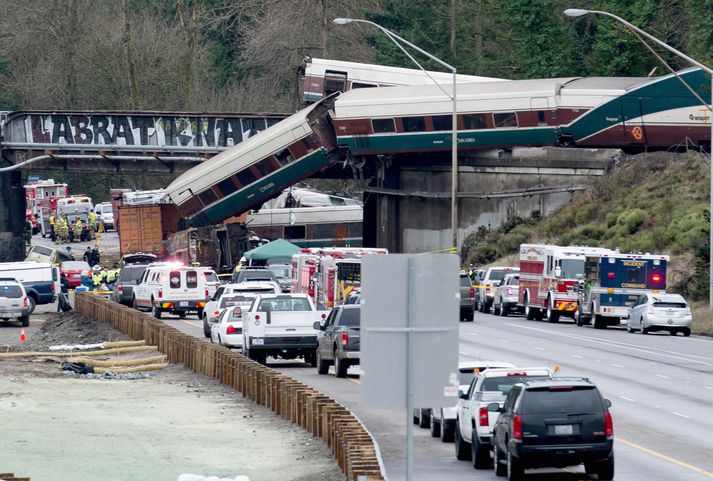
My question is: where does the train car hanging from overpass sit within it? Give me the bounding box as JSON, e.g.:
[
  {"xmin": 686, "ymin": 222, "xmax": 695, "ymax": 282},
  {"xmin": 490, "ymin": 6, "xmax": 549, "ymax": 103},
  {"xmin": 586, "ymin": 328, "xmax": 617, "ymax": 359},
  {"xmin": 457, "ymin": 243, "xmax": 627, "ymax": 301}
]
[
  {"xmin": 166, "ymin": 95, "xmax": 339, "ymax": 228},
  {"xmin": 332, "ymin": 67, "xmax": 711, "ymax": 155}
]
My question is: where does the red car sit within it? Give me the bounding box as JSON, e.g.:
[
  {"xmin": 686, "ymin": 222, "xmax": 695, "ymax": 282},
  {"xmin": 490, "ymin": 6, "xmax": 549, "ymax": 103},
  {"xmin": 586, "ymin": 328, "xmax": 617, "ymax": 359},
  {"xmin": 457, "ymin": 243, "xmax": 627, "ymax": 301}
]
[{"xmin": 60, "ymin": 261, "xmax": 91, "ymax": 288}]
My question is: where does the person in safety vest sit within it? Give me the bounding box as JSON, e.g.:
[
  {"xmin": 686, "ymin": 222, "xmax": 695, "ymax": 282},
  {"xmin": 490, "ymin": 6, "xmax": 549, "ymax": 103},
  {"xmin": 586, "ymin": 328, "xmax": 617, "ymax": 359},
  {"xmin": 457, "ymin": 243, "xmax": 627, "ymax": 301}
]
[
  {"xmin": 88, "ymin": 211, "xmax": 97, "ymax": 239},
  {"xmin": 57, "ymin": 215, "xmax": 69, "ymax": 244},
  {"xmin": 91, "ymin": 265, "xmax": 107, "ymax": 289},
  {"xmin": 72, "ymin": 218, "xmax": 83, "ymax": 243},
  {"xmin": 105, "ymin": 263, "xmax": 120, "ymax": 286},
  {"xmin": 49, "ymin": 212, "xmax": 56, "ymax": 242}
]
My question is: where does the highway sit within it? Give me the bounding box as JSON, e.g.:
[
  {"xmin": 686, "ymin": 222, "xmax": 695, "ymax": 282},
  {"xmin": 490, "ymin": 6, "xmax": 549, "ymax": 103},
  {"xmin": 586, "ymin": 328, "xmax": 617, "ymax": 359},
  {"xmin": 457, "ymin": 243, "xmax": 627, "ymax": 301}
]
[{"xmin": 170, "ymin": 309, "xmax": 713, "ymax": 481}]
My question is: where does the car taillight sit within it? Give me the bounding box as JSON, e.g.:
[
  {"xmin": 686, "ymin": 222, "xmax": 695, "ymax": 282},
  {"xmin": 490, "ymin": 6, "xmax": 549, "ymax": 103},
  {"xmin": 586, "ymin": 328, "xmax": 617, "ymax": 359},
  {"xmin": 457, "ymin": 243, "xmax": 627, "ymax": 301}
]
[
  {"xmin": 205, "ymin": 288, "xmax": 209, "ymax": 298},
  {"xmin": 51, "ymin": 282, "xmax": 55, "ymax": 293},
  {"xmin": 479, "ymin": 407, "xmax": 489, "ymax": 426},
  {"xmin": 651, "ymin": 274, "xmax": 662, "ymax": 283},
  {"xmin": 158, "ymin": 289, "xmax": 163, "ymax": 299},
  {"xmin": 23, "ymin": 297, "xmax": 29, "ymax": 308},
  {"xmin": 485, "ymin": 285, "xmax": 491, "ymax": 293},
  {"xmin": 341, "ymin": 331, "xmax": 348, "ymax": 346},
  {"xmin": 604, "ymin": 410, "xmax": 613, "ymax": 439},
  {"xmin": 470, "ymin": 287, "xmax": 475, "ymax": 299},
  {"xmin": 513, "ymin": 414, "xmax": 522, "ymax": 440},
  {"xmin": 117, "ymin": 283, "xmax": 123, "ymax": 293},
  {"xmin": 506, "ymin": 287, "xmax": 513, "ymax": 295},
  {"xmin": 226, "ymin": 325, "xmax": 236, "ymax": 334},
  {"xmin": 213, "ymin": 310, "xmax": 220, "ymax": 319}
]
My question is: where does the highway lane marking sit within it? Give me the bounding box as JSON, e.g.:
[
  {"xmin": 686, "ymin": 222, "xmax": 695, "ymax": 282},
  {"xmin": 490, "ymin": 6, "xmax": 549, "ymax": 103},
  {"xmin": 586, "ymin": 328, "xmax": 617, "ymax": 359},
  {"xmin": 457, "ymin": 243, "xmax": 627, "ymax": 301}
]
[
  {"xmin": 671, "ymin": 411, "xmax": 690, "ymax": 419},
  {"xmin": 656, "ymin": 374, "xmax": 671, "ymax": 379},
  {"xmin": 706, "ymin": 386, "xmax": 713, "ymax": 390},
  {"xmin": 610, "ymin": 363, "xmax": 624, "ymax": 368},
  {"xmin": 617, "ymin": 437, "xmax": 713, "ymax": 478},
  {"xmin": 618, "ymin": 395, "xmax": 635, "ymax": 402},
  {"xmin": 504, "ymin": 323, "xmax": 713, "ymax": 366},
  {"xmin": 347, "ymin": 377, "xmax": 361, "ymax": 385},
  {"xmin": 181, "ymin": 320, "xmax": 203, "ymax": 328},
  {"xmin": 469, "ymin": 332, "xmax": 479, "ymax": 336},
  {"xmin": 533, "ymin": 346, "xmax": 545, "ymax": 351},
  {"xmin": 570, "ymin": 354, "xmax": 583, "ymax": 359}
]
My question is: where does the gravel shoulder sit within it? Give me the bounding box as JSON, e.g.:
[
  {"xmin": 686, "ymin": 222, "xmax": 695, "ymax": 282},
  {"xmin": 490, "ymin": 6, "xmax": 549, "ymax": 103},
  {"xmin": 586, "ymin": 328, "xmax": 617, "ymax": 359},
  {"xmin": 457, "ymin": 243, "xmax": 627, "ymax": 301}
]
[{"xmin": 0, "ymin": 312, "xmax": 345, "ymax": 481}]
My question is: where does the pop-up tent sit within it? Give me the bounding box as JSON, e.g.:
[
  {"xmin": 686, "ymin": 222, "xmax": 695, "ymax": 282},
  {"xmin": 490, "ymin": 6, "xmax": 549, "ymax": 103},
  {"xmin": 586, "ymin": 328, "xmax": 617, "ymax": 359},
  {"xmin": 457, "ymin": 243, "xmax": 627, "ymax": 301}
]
[{"xmin": 243, "ymin": 238, "xmax": 301, "ymax": 262}]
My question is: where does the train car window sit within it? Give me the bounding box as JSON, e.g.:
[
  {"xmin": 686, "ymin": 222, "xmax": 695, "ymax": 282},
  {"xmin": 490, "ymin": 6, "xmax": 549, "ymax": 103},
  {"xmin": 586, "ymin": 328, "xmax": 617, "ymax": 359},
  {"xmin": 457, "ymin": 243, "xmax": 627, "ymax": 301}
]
[
  {"xmin": 537, "ymin": 111, "xmax": 546, "ymax": 124},
  {"xmin": 551, "ymin": 109, "xmax": 558, "ymax": 120},
  {"xmin": 275, "ymin": 148, "xmax": 295, "ymax": 166},
  {"xmin": 284, "ymin": 225, "xmax": 306, "ymax": 240},
  {"xmin": 493, "ymin": 112, "xmax": 518, "ymax": 128},
  {"xmin": 198, "ymin": 188, "xmax": 218, "ymax": 206},
  {"xmin": 463, "ymin": 113, "xmax": 487, "ymax": 130},
  {"xmin": 254, "ymin": 158, "xmax": 274, "ymax": 177},
  {"xmin": 237, "ymin": 168, "xmax": 257, "ymax": 186},
  {"xmin": 351, "ymin": 82, "xmax": 377, "ymax": 89},
  {"xmin": 217, "ymin": 178, "xmax": 237, "ymax": 197},
  {"xmin": 301, "ymin": 134, "xmax": 319, "ymax": 151},
  {"xmin": 432, "ymin": 115, "xmax": 453, "ymax": 131},
  {"xmin": 324, "ymin": 71, "xmax": 347, "ymax": 96},
  {"xmin": 372, "ymin": 118, "xmax": 395, "ymax": 133},
  {"xmin": 402, "ymin": 116, "xmax": 426, "ymax": 132}
]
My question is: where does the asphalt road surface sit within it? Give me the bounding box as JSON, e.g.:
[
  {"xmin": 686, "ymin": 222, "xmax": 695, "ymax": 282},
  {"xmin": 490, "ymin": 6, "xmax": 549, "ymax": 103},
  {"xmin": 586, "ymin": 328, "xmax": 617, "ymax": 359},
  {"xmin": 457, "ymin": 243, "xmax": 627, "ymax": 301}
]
[{"xmin": 156, "ymin": 309, "xmax": 713, "ymax": 481}]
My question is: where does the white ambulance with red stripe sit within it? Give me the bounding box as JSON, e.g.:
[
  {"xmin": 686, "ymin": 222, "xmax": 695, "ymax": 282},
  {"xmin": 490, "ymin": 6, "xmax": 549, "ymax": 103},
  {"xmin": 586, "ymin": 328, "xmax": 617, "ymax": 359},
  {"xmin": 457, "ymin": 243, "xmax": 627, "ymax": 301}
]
[{"xmin": 519, "ymin": 244, "xmax": 613, "ymax": 322}]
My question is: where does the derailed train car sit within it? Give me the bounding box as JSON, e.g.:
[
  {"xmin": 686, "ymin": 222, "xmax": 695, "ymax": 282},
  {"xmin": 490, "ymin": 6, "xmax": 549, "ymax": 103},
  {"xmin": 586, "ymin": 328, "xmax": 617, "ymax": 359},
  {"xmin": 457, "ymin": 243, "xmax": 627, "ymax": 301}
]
[
  {"xmin": 166, "ymin": 94, "xmax": 340, "ymax": 227},
  {"xmin": 167, "ymin": 67, "xmax": 711, "ymax": 228}
]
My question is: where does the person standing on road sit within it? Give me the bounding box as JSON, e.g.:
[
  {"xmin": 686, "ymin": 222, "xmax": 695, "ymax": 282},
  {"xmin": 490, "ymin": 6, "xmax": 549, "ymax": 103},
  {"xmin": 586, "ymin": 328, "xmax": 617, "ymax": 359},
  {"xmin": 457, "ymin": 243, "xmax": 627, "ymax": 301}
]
[
  {"xmin": 83, "ymin": 247, "xmax": 92, "ymax": 266},
  {"xmin": 88, "ymin": 211, "xmax": 97, "ymax": 239},
  {"xmin": 72, "ymin": 218, "xmax": 83, "ymax": 243},
  {"xmin": 90, "ymin": 247, "xmax": 100, "ymax": 268},
  {"xmin": 58, "ymin": 273, "xmax": 72, "ymax": 312},
  {"xmin": 24, "ymin": 219, "xmax": 32, "ymax": 246},
  {"xmin": 49, "ymin": 211, "xmax": 56, "ymax": 242}
]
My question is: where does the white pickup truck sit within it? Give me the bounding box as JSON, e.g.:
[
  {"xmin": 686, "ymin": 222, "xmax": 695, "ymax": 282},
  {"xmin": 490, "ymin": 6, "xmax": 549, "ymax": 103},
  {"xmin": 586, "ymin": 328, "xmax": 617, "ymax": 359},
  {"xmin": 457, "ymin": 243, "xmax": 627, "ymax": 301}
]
[
  {"xmin": 455, "ymin": 367, "xmax": 553, "ymax": 468},
  {"xmin": 243, "ymin": 293, "xmax": 328, "ymax": 365}
]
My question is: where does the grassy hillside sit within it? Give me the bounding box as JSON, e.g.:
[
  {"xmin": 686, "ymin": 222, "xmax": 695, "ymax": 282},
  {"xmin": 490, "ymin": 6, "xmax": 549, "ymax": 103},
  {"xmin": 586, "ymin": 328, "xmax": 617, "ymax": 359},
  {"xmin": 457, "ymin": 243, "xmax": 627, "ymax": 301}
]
[{"xmin": 462, "ymin": 151, "xmax": 713, "ymax": 333}]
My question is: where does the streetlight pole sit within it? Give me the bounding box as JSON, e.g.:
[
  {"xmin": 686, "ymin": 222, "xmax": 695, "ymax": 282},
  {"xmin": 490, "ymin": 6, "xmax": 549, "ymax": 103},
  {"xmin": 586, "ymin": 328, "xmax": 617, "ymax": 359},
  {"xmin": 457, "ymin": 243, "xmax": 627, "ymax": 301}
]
[
  {"xmin": 564, "ymin": 8, "xmax": 713, "ymax": 310},
  {"xmin": 333, "ymin": 18, "xmax": 459, "ymax": 253}
]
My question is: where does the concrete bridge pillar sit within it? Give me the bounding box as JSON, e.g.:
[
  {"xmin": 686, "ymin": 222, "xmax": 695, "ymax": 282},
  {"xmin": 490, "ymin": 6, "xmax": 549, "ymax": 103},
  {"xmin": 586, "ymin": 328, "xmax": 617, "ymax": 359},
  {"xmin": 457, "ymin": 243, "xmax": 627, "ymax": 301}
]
[
  {"xmin": 363, "ymin": 166, "xmax": 401, "ymax": 252},
  {"xmin": 0, "ymin": 168, "xmax": 26, "ymax": 262}
]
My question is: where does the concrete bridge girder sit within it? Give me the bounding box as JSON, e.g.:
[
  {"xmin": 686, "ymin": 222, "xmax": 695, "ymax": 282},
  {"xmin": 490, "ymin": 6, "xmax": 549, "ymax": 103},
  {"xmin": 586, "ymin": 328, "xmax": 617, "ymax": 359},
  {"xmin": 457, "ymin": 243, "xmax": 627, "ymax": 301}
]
[{"xmin": 364, "ymin": 147, "xmax": 619, "ymax": 254}]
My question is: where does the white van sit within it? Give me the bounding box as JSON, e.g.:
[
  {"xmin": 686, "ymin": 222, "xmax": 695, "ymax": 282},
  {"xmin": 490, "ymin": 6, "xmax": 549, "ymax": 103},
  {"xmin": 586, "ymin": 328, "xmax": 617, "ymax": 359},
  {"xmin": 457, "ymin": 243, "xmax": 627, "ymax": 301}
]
[
  {"xmin": 56, "ymin": 196, "xmax": 93, "ymax": 224},
  {"xmin": 0, "ymin": 262, "xmax": 59, "ymax": 313},
  {"xmin": 94, "ymin": 202, "xmax": 115, "ymax": 230},
  {"xmin": 25, "ymin": 244, "xmax": 74, "ymax": 265},
  {"xmin": 132, "ymin": 264, "xmax": 217, "ymax": 319}
]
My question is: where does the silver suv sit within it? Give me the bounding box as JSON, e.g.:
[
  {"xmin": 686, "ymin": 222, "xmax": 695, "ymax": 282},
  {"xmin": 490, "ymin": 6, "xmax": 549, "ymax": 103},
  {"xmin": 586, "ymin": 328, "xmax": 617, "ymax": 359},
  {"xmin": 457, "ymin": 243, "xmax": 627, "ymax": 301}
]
[
  {"xmin": 0, "ymin": 278, "xmax": 31, "ymax": 327},
  {"xmin": 475, "ymin": 267, "xmax": 519, "ymax": 314},
  {"xmin": 459, "ymin": 272, "xmax": 474, "ymax": 322}
]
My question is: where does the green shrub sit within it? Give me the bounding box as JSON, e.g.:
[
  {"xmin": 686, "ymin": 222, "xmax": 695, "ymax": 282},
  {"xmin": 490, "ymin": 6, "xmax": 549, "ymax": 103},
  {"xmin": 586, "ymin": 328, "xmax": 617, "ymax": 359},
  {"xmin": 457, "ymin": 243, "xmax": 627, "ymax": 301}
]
[
  {"xmin": 617, "ymin": 208, "xmax": 648, "ymax": 234},
  {"xmin": 575, "ymin": 204, "xmax": 599, "ymax": 224},
  {"xmin": 605, "ymin": 212, "xmax": 618, "ymax": 228}
]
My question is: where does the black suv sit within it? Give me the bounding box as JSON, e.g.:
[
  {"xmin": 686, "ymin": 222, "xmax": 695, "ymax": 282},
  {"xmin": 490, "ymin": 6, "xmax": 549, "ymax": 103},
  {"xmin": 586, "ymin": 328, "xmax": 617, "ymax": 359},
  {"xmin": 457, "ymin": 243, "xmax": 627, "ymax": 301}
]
[{"xmin": 490, "ymin": 377, "xmax": 614, "ymax": 481}]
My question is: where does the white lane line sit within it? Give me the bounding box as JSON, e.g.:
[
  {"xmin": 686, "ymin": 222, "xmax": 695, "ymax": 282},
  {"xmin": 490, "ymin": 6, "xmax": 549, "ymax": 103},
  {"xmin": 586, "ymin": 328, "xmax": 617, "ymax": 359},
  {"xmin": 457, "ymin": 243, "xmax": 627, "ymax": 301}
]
[
  {"xmin": 610, "ymin": 363, "xmax": 624, "ymax": 368},
  {"xmin": 619, "ymin": 396, "xmax": 635, "ymax": 402},
  {"xmin": 504, "ymin": 323, "xmax": 713, "ymax": 366},
  {"xmin": 469, "ymin": 332, "xmax": 479, "ymax": 336},
  {"xmin": 459, "ymin": 351, "xmax": 470, "ymax": 356},
  {"xmin": 533, "ymin": 346, "xmax": 545, "ymax": 351},
  {"xmin": 706, "ymin": 386, "xmax": 713, "ymax": 391},
  {"xmin": 570, "ymin": 354, "xmax": 583, "ymax": 359},
  {"xmin": 656, "ymin": 374, "xmax": 671, "ymax": 379},
  {"xmin": 672, "ymin": 411, "xmax": 690, "ymax": 419}
]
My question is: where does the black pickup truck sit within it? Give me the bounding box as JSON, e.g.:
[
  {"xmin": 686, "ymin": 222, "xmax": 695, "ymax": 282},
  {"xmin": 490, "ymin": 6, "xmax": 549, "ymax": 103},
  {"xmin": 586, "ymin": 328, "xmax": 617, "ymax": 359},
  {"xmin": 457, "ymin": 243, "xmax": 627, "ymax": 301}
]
[{"xmin": 314, "ymin": 304, "xmax": 361, "ymax": 378}]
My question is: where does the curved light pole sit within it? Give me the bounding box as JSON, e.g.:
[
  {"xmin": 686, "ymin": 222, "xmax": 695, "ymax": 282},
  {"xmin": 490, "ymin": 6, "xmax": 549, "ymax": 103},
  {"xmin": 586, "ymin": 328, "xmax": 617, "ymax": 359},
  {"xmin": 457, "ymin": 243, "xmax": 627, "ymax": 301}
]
[
  {"xmin": 565, "ymin": 8, "xmax": 713, "ymax": 310},
  {"xmin": 334, "ymin": 18, "xmax": 459, "ymax": 254}
]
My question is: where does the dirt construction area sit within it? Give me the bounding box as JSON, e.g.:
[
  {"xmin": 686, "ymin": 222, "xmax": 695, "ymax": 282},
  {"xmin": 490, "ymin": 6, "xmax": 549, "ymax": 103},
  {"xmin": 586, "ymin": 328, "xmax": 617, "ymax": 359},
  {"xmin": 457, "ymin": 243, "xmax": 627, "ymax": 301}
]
[{"xmin": 0, "ymin": 309, "xmax": 345, "ymax": 481}]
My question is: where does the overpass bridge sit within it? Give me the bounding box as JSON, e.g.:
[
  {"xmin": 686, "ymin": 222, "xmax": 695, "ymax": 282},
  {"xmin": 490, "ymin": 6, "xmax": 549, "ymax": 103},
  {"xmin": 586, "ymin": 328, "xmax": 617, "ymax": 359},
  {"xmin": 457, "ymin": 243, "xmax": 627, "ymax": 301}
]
[{"xmin": 0, "ymin": 109, "xmax": 616, "ymax": 262}]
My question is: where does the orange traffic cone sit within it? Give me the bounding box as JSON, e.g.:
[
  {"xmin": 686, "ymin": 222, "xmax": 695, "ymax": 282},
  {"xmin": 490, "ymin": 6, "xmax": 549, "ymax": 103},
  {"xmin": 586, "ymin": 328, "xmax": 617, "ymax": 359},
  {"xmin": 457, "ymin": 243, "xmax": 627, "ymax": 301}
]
[{"xmin": 20, "ymin": 328, "xmax": 26, "ymax": 342}]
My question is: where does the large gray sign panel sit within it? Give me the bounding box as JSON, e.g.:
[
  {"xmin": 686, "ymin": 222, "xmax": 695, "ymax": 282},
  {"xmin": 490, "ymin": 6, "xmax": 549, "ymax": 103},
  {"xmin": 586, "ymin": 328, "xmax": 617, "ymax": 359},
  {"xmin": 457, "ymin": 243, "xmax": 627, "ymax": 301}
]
[{"xmin": 361, "ymin": 254, "xmax": 459, "ymax": 409}]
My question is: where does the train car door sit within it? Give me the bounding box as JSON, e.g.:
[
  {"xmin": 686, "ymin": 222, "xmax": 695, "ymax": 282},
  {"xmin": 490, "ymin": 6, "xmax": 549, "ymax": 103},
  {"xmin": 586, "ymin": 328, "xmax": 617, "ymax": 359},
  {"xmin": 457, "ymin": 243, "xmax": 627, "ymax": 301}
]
[
  {"xmin": 620, "ymin": 97, "xmax": 648, "ymax": 145},
  {"xmin": 530, "ymin": 97, "xmax": 550, "ymax": 126}
]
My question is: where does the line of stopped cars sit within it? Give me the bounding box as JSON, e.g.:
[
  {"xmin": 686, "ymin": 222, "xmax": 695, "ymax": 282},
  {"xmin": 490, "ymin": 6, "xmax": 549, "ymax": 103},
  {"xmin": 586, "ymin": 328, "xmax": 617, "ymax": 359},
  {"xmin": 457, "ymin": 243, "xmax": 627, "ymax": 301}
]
[
  {"xmin": 416, "ymin": 364, "xmax": 616, "ymax": 480},
  {"xmin": 463, "ymin": 244, "xmax": 693, "ymax": 337}
]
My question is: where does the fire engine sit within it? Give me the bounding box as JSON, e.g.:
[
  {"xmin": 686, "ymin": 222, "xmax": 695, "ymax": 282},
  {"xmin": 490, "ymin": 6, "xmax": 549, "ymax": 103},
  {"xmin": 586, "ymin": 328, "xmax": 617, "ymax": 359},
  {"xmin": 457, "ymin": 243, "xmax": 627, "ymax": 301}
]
[
  {"xmin": 291, "ymin": 247, "xmax": 387, "ymax": 309},
  {"xmin": 24, "ymin": 179, "xmax": 69, "ymax": 237},
  {"xmin": 519, "ymin": 244, "xmax": 612, "ymax": 323},
  {"xmin": 576, "ymin": 252, "xmax": 669, "ymax": 329}
]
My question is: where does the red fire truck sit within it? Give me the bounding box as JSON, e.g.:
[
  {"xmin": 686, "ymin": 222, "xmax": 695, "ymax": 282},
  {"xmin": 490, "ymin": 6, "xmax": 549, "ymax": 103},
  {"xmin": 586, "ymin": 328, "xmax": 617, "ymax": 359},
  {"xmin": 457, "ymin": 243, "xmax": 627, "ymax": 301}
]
[
  {"xmin": 519, "ymin": 244, "xmax": 613, "ymax": 323},
  {"xmin": 24, "ymin": 179, "xmax": 69, "ymax": 237},
  {"xmin": 292, "ymin": 247, "xmax": 387, "ymax": 309}
]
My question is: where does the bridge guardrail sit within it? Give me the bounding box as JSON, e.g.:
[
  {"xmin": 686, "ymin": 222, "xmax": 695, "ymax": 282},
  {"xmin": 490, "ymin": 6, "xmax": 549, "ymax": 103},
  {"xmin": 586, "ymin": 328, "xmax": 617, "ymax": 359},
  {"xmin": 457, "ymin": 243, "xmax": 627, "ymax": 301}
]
[{"xmin": 75, "ymin": 292, "xmax": 385, "ymax": 481}]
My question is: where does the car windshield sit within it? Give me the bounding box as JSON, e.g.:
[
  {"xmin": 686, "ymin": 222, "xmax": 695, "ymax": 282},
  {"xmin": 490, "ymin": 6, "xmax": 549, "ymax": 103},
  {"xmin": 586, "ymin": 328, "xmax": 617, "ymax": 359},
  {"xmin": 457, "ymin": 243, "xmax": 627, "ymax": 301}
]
[
  {"xmin": 204, "ymin": 271, "xmax": 218, "ymax": 282},
  {"xmin": 653, "ymin": 302, "xmax": 687, "ymax": 309},
  {"xmin": 258, "ymin": 297, "xmax": 311, "ymax": 311},
  {"xmin": 0, "ymin": 284, "xmax": 23, "ymax": 298},
  {"xmin": 220, "ymin": 295, "xmax": 255, "ymax": 308},
  {"xmin": 488, "ymin": 269, "xmax": 512, "ymax": 282},
  {"xmin": 520, "ymin": 387, "xmax": 602, "ymax": 414},
  {"xmin": 241, "ymin": 270, "xmax": 275, "ymax": 281},
  {"xmin": 338, "ymin": 308, "xmax": 360, "ymax": 327},
  {"xmin": 62, "ymin": 261, "xmax": 89, "ymax": 270},
  {"xmin": 559, "ymin": 259, "xmax": 585, "ymax": 279},
  {"xmin": 458, "ymin": 370, "xmax": 478, "ymax": 386},
  {"xmin": 460, "ymin": 275, "xmax": 471, "ymax": 287},
  {"xmin": 32, "ymin": 245, "xmax": 54, "ymax": 256},
  {"xmin": 268, "ymin": 265, "xmax": 291, "ymax": 279},
  {"xmin": 120, "ymin": 267, "xmax": 147, "ymax": 283},
  {"xmin": 237, "ymin": 287, "xmax": 276, "ymax": 294},
  {"xmin": 482, "ymin": 375, "xmax": 550, "ymax": 395}
]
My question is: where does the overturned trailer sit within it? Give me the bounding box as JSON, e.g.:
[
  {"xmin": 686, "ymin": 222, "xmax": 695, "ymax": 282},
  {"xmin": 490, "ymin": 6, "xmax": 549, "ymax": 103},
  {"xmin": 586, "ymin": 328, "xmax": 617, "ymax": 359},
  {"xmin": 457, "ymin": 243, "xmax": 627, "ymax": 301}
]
[{"xmin": 165, "ymin": 223, "xmax": 250, "ymax": 274}]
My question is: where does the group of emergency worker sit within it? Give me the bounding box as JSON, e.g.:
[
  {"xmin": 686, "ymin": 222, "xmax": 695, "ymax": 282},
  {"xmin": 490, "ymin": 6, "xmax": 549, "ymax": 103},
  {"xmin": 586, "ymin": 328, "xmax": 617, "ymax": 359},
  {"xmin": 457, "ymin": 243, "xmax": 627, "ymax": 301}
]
[{"xmin": 49, "ymin": 211, "xmax": 98, "ymax": 243}]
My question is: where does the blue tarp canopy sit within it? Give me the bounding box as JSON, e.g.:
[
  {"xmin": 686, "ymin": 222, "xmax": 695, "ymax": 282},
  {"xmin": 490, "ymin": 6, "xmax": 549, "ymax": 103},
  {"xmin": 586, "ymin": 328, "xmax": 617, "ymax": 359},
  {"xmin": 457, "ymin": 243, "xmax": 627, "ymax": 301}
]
[{"xmin": 243, "ymin": 238, "xmax": 301, "ymax": 261}]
